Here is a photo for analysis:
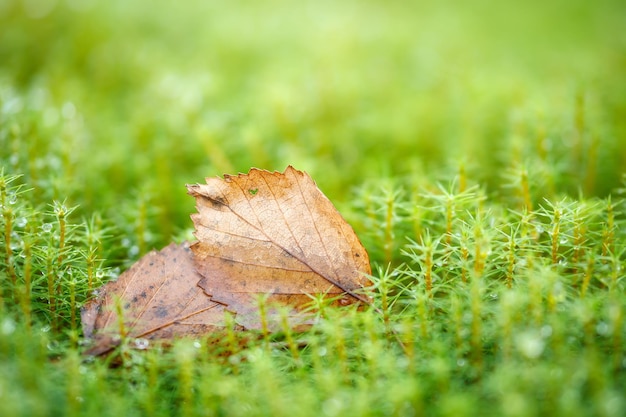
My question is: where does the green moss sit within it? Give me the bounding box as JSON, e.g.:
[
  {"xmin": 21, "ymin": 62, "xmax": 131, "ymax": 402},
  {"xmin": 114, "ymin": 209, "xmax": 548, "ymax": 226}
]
[{"xmin": 1, "ymin": 0, "xmax": 625, "ymax": 416}]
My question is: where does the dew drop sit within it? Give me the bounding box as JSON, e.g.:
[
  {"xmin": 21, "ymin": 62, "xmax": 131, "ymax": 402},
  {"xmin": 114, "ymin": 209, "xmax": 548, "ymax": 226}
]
[
  {"xmin": 129, "ymin": 245, "xmax": 139, "ymax": 257},
  {"xmin": 8, "ymin": 194, "xmax": 17, "ymax": 205},
  {"xmin": 596, "ymin": 322, "xmax": 610, "ymax": 336},
  {"xmin": 193, "ymin": 341, "xmax": 202, "ymax": 349},
  {"xmin": 457, "ymin": 358, "xmax": 467, "ymax": 367},
  {"xmin": 540, "ymin": 325, "xmax": 552, "ymax": 338},
  {"xmin": 96, "ymin": 270, "xmax": 105, "ymax": 279},
  {"xmin": 10, "ymin": 238, "xmax": 21, "ymax": 252},
  {"xmin": 1, "ymin": 318, "xmax": 16, "ymax": 335},
  {"xmin": 134, "ymin": 338, "xmax": 150, "ymax": 350},
  {"xmin": 516, "ymin": 331, "xmax": 545, "ymax": 359},
  {"xmin": 41, "ymin": 223, "xmax": 53, "ymax": 233},
  {"xmin": 15, "ymin": 217, "xmax": 27, "ymax": 228}
]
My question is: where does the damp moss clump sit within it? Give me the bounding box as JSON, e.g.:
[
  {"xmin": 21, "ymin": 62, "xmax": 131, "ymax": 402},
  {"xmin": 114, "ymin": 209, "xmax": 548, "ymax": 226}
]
[{"xmin": 1, "ymin": 0, "xmax": 625, "ymax": 416}]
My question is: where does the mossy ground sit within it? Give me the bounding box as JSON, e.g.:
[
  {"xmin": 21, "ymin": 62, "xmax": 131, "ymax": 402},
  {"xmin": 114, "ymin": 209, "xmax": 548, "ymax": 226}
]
[{"xmin": 1, "ymin": 1, "xmax": 625, "ymax": 416}]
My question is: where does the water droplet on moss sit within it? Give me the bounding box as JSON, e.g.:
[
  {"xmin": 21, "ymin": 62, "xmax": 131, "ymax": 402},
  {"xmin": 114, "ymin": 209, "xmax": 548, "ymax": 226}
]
[
  {"xmin": 595, "ymin": 322, "xmax": 610, "ymax": 336},
  {"xmin": 1, "ymin": 318, "xmax": 16, "ymax": 335},
  {"xmin": 540, "ymin": 325, "xmax": 552, "ymax": 338},
  {"xmin": 129, "ymin": 245, "xmax": 139, "ymax": 257},
  {"xmin": 41, "ymin": 223, "xmax": 52, "ymax": 233},
  {"xmin": 134, "ymin": 338, "xmax": 150, "ymax": 350},
  {"xmin": 516, "ymin": 331, "xmax": 545, "ymax": 359}
]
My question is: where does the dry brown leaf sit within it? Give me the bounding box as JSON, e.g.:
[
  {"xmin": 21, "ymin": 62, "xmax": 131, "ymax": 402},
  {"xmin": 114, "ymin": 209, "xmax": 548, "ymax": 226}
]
[
  {"xmin": 82, "ymin": 166, "xmax": 372, "ymax": 354},
  {"xmin": 187, "ymin": 165, "xmax": 371, "ymax": 330},
  {"xmin": 81, "ymin": 242, "xmax": 227, "ymax": 356}
]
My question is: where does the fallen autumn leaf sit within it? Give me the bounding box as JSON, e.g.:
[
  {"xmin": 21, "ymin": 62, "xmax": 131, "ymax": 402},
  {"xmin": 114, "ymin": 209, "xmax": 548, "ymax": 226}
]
[
  {"xmin": 187, "ymin": 166, "xmax": 371, "ymax": 330},
  {"xmin": 82, "ymin": 166, "xmax": 371, "ymax": 354}
]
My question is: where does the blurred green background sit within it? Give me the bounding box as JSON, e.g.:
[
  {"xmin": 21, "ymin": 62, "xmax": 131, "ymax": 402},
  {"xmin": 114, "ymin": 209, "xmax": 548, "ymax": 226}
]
[{"xmin": 1, "ymin": 0, "xmax": 625, "ymax": 246}]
